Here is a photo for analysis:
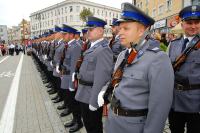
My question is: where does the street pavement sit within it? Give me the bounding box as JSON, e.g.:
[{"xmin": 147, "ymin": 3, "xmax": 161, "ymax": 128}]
[{"xmin": 0, "ymin": 53, "xmax": 171, "ymax": 133}]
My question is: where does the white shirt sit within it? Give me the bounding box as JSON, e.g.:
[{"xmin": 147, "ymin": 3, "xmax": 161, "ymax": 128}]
[
  {"xmin": 90, "ymin": 38, "xmax": 104, "ymax": 48},
  {"xmin": 184, "ymin": 35, "xmax": 195, "ymax": 47},
  {"xmin": 115, "ymin": 35, "xmax": 120, "ymax": 39},
  {"xmin": 68, "ymin": 39, "xmax": 75, "ymax": 45}
]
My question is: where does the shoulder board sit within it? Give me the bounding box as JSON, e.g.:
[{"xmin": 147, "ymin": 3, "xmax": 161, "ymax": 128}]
[
  {"xmin": 147, "ymin": 45, "xmax": 161, "ymax": 53},
  {"xmin": 170, "ymin": 36, "xmax": 182, "ymax": 43},
  {"xmin": 101, "ymin": 39, "xmax": 109, "ymax": 47}
]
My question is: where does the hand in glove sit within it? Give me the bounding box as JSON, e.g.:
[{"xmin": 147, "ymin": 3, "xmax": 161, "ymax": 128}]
[
  {"xmin": 69, "ymin": 88, "xmax": 75, "ymax": 92},
  {"xmin": 98, "ymin": 91, "xmax": 105, "ymax": 107},
  {"xmin": 89, "ymin": 104, "xmax": 97, "ymax": 111},
  {"xmin": 44, "ymin": 55, "xmax": 47, "ymax": 60},
  {"xmin": 72, "ymin": 72, "xmax": 76, "ymax": 82},
  {"xmin": 50, "ymin": 61, "xmax": 53, "ymax": 67},
  {"xmin": 56, "ymin": 65, "xmax": 60, "ymax": 74}
]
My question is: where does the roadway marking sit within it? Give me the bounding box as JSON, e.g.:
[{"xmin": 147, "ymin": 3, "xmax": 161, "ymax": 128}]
[
  {"xmin": 0, "ymin": 56, "xmax": 9, "ymax": 64},
  {"xmin": 0, "ymin": 54, "xmax": 24, "ymax": 133},
  {"xmin": 0, "ymin": 71, "xmax": 15, "ymax": 78}
]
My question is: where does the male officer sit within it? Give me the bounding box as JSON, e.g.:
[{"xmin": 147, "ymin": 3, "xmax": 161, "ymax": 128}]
[
  {"xmin": 59, "ymin": 24, "xmax": 83, "ymax": 132},
  {"xmin": 75, "ymin": 16, "xmax": 113, "ymax": 133},
  {"xmin": 98, "ymin": 3, "xmax": 174, "ymax": 133},
  {"xmin": 51, "ymin": 25, "xmax": 65, "ymax": 103},
  {"xmin": 75, "ymin": 31, "xmax": 82, "ymax": 46},
  {"xmin": 110, "ymin": 18, "xmax": 124, "ymax": 62},
  {"xmin": 168, "ymin": 5, "xmax": 200, "ymax": 133}
]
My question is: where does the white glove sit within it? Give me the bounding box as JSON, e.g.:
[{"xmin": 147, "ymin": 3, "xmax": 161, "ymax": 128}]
[
  {"xmin": 50, "ymin": 61, "xmax": 53, "ymax": 67},
  {"xmin": 98, "ymin": 91, "xmax": 105, "ymax": 107},
  {"xmin": 89, "ymin": 104, "xmax": 97, "ymax": 111},
  {"xmin": 72, "ymin": 72, "xmax": 75, "ymax": 82},
  {"xmin": 42, "ymin": 55, "xmax": 45, "ymax": 60},
  {"xmin": 69, "ymin": 87, "xmax": 75, "ymax": 92},
  {"xmin": 44, "ymin": 55, "xmax": 47, "ymax": 60},
  {"xmin": 56, "ymin": 65, "xmax": 60, "ymax": 74}
]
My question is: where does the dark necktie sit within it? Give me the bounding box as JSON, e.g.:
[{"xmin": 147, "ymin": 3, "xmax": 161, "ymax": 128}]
[{"xmin": 182, "ymin": 38, "xmax": 189, "ymax": 52}]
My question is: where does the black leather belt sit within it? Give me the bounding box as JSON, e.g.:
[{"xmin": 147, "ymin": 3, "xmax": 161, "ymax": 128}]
[
  {"xmin": 111, "ymin": 105, "xmax": 148, "ymax": 117},
  {"xmin": 175, "ymin": 83, "xmax": 200, "ymax": 91},
  {"xmin": 79, "ymin": 79, "xmax": 93, "ymax": 86}
]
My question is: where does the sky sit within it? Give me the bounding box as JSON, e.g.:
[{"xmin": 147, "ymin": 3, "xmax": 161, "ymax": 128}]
[{"xmin": 0, "ymin": 0, "xmax": 132, "ymax": 28}]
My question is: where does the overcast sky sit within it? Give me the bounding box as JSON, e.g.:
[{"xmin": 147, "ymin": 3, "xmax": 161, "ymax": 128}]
[{"xmin": 0, "ymin": 0, "xmax": 132, "ymax": 27}]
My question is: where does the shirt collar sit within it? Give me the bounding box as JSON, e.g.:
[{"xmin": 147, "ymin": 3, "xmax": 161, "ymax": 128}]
[
  {"xmin": 184, "ymin": 35, "xmax": 195, "ymax": 42},
  {"xmin": 90, "ymin": 38, "xmax": 104, "ymax": 48},
  {"xmin": 68, "ymin": 39, "xmax": 75, "ymax": 44},
  {"xmin": 115, "ymin": 35, "xmax": 120, "ymax": 39}
]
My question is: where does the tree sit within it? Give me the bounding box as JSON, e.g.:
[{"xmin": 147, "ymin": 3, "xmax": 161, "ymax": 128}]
[{"xmin": 80, "ymin": 9, "xmax": 93, "ymax": 22}]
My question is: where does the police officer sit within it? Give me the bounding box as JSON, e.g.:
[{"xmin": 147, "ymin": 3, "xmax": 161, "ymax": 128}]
[
  {"xmin": 98, "ymin": 3, "xmax": 174, "ymax": 133},
  {"xmin": 75, "ymin": 16, "xmax": 113, "ymax": 133},
  {"xmin": 75, "ymin": 31, "xmax": 83, "ymax": 46},
  {"xmin": 168, "ymin": 5, "xmax": 200, "ymax": 133},
  {"xmin": 110, "ymin": 18, "xmax": 124, "ymax": 62},
  {"xmin": 58, "ymin": 24, "xmax": 83, "ymax": 132},
  {"xmin": 51, "ymin": 25, "xmax": 65, "ymax": 103}
]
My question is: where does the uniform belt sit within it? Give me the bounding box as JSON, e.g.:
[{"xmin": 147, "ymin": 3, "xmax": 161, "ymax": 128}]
[
  {"xmin": 175, "ymin": 83, "xmax": 200, "ymax": 91},
  {"xmin": 111, "ymin": 105, "xmax": 148, "ymax": 117},
  {"xmin": 79, "ymin": 79, "xmax": 93, "ymax": 86}
]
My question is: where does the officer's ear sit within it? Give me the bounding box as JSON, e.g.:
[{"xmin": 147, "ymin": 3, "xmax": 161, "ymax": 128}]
[
  {"xmin": 96, "ymin": 27, "xmax": 104, "ymax": 35},
  {"xmin": 136, "ymin": 23, "xmax": 146, "ymax": 37}
]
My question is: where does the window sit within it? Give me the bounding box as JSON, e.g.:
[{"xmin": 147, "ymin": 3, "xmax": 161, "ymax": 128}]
[
  {"xmin": 192, "ymin": 0, "xmax": 200, "ymax": 5},
  {"xmin": 65, "ymin": 7, "xmax": 67, "ymax": 13},
  {"xmin": 75, "ymin": 15, "xmax": 80, "ymax": 22},
  {"xmin": 105, "ymin": 11, "xmax": 107, "ymax": 17},
  {"xmin": 102, "ymin": 10, "xmax": 103, "ymax": 16},
  {"xmin": 51, "ymin": 20, "xmax": 53, "ymax": 25},
  {"xmin": 140, "ymin": 2, "xmax": 143, "ymax": 8},
  {"xmin": 97, "ymin": 9, "xmax": 100, "ymax": 15},
  {"xmin": 166, "ymin": 0, "xmax": 172, "ymax": 11},
  {"xmin": 65, "ymin": 16, "xmax": 67, "ymax": 22},
  {"xmin": 62, "ymin": 17, "xmax": 64, "ymax": 23},
  {"xmin": 76, "ymin": 6, "xmax": 80, "ymax": 12},
  {"xmin": 70, "ymin": 6, "xmax": 73, "ymax": 12},
  {"xmin": 146, "ymin": 0, "xmax": 149, "ymax": 5},
  {"xmin": 93, "ymin": 8, "xmax": 95, "ymax": 14},
  {"xmin": 70, "ymin": 15, "xmax": 73, "ymax": 22},
  {"xmin": 109, "ymin": 12, "xmax": 111, "ymax": 17},
  {"xmin": 51, "ymin": 11, "xmax": 53, "ymax": 17},
  {"xmin": 109, "ymin": 20, "xmax": 112, "ymax": 25},
  {"xmin": 158, "ymin": 5, "xmax": 164, "ymax": 15},
  {"xmin": 61, "ymin": 8, "xmax": 63, "ymax": 14},
  {"xmin": 152, "ymin": 8, "xmax": 156, "ymax": 17},
  {"xmin": 146, "ymin": 8, "xmax": 149, "ymax": 15},
  {"xmin": 58, "ymin": 9, "xmax": 60, "ymax": 15}
]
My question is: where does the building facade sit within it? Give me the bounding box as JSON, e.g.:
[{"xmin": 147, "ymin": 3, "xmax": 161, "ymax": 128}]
[
  {"xmin": 7, "ymin": 19, "xmax": 31, "ymax": 45},
  {"xmin": 132, "ymin": 0, "xmax": 199, "ymax": 33},
  {"xmin": 30, "ymin": 0, "xmax": 121, "ymax": 38},
  {"xmin": 0, "ymin": 25, "xmax": 8, "ymax": 44}
]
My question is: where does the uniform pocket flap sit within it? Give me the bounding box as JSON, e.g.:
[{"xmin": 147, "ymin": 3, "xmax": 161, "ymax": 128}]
[{"xmin": 123, "ymin": 71, "xmax": 144, "ymax": 80}]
